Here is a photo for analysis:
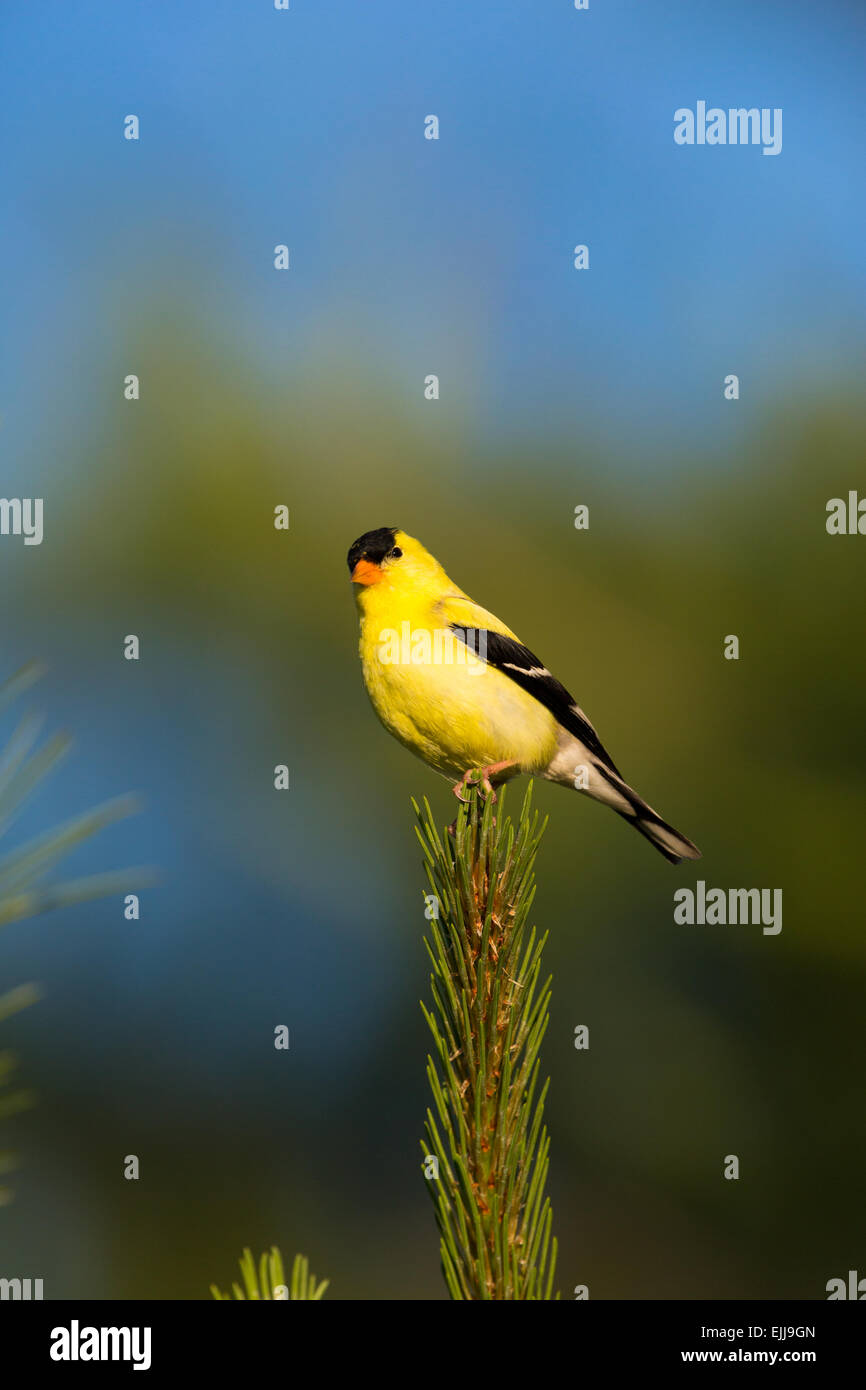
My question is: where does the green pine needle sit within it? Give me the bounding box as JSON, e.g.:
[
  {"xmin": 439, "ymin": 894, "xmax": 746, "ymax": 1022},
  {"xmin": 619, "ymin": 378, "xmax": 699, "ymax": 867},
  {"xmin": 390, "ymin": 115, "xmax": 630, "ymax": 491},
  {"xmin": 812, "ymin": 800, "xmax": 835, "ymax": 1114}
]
[
  {"xmin": 0, "ymin": 664, "xmax": 141, "ymax": 1204},
  {"xmin": 210, "ymin": 1246, "xmax": 328, "ymax": 1300}
]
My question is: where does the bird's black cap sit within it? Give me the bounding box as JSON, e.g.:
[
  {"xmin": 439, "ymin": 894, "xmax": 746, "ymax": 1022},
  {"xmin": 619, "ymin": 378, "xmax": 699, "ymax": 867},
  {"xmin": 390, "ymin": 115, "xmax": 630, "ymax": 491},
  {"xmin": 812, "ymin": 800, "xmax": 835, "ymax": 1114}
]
[{"xmin": 347, "ymin": 527, "xmax": 398, "ymax": 573}]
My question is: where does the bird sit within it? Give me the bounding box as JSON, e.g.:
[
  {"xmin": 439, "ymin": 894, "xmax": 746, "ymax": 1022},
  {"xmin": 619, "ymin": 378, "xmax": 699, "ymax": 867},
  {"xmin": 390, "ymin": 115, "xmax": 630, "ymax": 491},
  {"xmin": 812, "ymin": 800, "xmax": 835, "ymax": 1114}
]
[{"xmin": 347, "ymin": 526, "xmax": 701, "ymax": 864}]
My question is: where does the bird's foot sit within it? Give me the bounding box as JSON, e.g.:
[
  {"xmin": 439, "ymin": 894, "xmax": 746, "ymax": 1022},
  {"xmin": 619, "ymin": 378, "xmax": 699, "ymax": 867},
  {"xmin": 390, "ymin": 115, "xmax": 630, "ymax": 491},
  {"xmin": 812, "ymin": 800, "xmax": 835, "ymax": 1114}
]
[{"xmin": 451, "ymin": 761, "xmax": 519, "ymax": 805}]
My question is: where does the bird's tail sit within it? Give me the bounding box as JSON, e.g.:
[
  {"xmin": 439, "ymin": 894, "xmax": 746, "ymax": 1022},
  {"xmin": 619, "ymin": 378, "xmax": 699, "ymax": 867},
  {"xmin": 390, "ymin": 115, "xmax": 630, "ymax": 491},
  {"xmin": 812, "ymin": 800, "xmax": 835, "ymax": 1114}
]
[
  {"xmin": 616, "ymin": 805, "xmax": 701, "ymax": 864},
  {"xmin": 595, "ymin": 764, "xmax": 701, "ymax": 865}
]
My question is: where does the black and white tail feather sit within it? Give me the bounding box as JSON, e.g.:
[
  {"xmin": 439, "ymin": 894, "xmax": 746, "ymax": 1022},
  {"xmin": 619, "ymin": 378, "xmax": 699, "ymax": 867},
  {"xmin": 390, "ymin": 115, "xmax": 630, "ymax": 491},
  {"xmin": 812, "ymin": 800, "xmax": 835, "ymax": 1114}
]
[
  {"xmin": 452, "ymin": 624, "xmax": 701, "ymax": 865},
  {"xmin": 591, "ymin": 761, "xmax": 700, "ymax": 865}
]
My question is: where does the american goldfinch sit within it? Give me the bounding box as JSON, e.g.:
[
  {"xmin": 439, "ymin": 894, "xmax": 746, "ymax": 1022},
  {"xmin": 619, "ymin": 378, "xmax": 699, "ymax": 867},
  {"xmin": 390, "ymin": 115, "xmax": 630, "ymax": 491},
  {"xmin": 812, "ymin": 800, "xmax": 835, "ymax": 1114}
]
[{"xmin": 348, "ymin": 527, "xmax": 700, "ymax": 864}]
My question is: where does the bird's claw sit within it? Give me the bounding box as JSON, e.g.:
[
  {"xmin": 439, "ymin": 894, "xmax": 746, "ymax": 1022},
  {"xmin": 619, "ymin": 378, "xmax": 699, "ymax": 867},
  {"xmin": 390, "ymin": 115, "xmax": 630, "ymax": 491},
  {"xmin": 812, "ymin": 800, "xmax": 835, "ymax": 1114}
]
[
  {"xmin": 452, "ymin": 766, "xmax": 504, "ymax": 805},
  {"xmin": 452, "ymin": 768, "xmax": 478, "ymax": 803}
]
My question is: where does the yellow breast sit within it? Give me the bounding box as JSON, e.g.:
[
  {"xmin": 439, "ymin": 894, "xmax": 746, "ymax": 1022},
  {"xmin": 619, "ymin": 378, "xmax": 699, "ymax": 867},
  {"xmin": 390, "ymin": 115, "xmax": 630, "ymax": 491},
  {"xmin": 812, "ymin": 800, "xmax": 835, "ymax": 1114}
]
[{"xmin": 357, "ymin": 602, "xmax": 558, "ymax": 780}]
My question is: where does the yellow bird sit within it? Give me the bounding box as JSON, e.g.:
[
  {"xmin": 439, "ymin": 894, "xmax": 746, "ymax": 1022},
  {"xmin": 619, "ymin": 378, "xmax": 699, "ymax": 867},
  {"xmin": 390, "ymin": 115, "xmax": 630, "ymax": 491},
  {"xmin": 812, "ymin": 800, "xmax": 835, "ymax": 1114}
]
[{"xmin": 348, "ymin": 527, "xmax": 701, "ymax": 864}]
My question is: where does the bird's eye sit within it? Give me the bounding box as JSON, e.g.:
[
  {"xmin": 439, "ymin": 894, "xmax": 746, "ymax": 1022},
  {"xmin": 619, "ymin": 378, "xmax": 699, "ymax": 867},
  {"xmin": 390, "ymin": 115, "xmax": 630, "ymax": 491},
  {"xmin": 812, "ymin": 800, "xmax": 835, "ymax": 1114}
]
[{"xmin": 390, "ymin": 547, "xmax": 403, "ymax": 559}]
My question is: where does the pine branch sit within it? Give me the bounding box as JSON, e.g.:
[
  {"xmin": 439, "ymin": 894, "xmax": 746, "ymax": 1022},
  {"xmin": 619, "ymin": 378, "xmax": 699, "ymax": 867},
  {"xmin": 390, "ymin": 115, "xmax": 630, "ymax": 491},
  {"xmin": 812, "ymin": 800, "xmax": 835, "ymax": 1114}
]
[
  {"xmin": 210, "ymin": 1246, "xmax": 328, "ymax": 1300},
  {"xmin": 0, "ymin": 663, "xmax": 141, "ymax": 1204},
  {"xmin": 415, "ymin": 781, "xmax": 559, "ymax": 1300}
]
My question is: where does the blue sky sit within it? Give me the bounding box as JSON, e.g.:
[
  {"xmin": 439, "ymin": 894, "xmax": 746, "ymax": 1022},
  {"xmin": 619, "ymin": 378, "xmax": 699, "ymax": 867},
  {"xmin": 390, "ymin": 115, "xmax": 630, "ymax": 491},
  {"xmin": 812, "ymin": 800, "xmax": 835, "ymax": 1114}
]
[{"xmin": 2, "ymin": 0, "xmax": 864, "ymax": 472}]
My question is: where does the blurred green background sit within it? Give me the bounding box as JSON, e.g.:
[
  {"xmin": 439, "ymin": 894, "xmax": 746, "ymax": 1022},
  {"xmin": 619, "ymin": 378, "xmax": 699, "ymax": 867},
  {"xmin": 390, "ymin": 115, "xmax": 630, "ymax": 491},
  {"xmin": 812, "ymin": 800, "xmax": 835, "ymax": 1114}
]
[{"xmin": 1, "ymin": 1, "xmax": 864, "ymax": 1299}]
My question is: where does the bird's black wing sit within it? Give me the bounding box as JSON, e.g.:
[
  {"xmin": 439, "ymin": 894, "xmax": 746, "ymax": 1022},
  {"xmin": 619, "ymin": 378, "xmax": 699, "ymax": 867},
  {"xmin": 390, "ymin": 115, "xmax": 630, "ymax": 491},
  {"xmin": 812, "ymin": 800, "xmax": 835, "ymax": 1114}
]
[{"xmin": 450, "ymin": 625, "xmax": 623, "ymax": 777}]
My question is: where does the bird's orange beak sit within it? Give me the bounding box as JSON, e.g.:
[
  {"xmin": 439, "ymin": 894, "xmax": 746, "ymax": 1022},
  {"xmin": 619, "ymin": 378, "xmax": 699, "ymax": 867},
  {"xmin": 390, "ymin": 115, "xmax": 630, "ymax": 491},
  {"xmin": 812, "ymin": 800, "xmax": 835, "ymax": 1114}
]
[{"xmin": 351, "ymin": 558, "xmax": 384, "ymax": 586}]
